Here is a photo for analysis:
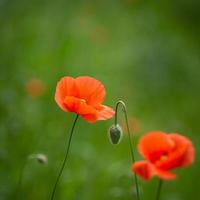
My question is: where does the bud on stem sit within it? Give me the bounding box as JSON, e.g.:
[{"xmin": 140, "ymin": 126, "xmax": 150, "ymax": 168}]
[{"xmin": 108, "ymin": 124, "xmax": 123, "ymax": 144}]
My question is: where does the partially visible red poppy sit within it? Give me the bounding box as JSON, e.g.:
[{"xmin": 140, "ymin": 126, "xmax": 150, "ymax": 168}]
[
  {"xmin": 55, "ymin": 76, "xmax": 115, "ymax": 123},
  {"xmin": 26, "ymin": 79, "xmax": 45, "ymax": 97},
  {"xmin": 132, "ymin": 131, "xmax": 195, "ymax": 180}
]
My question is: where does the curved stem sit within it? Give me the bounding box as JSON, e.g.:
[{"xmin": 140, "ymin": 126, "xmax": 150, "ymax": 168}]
[
  {"xmin": 156, "ymin": 179, "xmax": 163, "ymax": 200},
  {"xmin": 114, "ymin": 100, "xmax": 140, "ymax": 200},
  {"xmin": 50, "ymin": 114, "xmax": 79, "ymax": 200}
]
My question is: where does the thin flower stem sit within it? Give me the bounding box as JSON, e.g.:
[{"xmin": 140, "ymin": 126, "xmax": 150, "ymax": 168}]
[
  {"xmin": 50, "ymin": 114, "xmax": 79, "ymax": 200},
  {"xmin": 115, "ymin": 100, "xmax": 140, "ymax": 200},
  {"xmin": 156, "ymin": 179, "xmax": 163, "ymax": 200}
]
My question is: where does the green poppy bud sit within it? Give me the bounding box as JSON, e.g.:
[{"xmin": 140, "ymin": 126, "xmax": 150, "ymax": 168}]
[{"xmin": 108, "ymin": 124, "xmax": 123, "ymax": 145}]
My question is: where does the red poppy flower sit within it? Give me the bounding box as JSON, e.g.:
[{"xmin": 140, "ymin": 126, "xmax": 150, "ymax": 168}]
[
  {"xmin": 55, "ymin": 76, "xmax": 115, "ymax": 123},
  {"xmin": 132, "ymin": 131, "xmax": 195, "ymax": 180}
]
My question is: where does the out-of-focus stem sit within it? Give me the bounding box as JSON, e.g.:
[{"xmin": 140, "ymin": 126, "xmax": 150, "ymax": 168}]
[{"xmin": 156, "ymin": 179, "xmax": 163, "ymax": 200}]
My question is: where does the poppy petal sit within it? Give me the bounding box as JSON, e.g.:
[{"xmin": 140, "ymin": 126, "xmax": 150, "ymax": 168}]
[
  {"xmin": 82, "ymin": 114, "xmax": 98, "ymax": 123},
  {"xmin": 64, "ymin": 96, "xmax": 97, "ymax": 115},
  {"xmin": 82, "ymin": 105, "xmax": 115, "ymax": 123},
  {"xmin": 155, "ymin": 169, "xmax": 177, "ymax": 180},
  {"xmin": 169, "ymin": 134, "xmax": 195, "ymax": 167},
  {"xmin": 96, "ymin": 105, "xmax": 115, "ymax": 120},
  {"xmin": 76, "ymin": 76, "xmax": 106, "ymax": 107},
  {"xmin": 55, "ymin": 77, "xmax": 78, "ymax": 112},
  {"xmin": 156, "ymin": 134, "xmax": 195, "ymax": 170},
  {"xmin": 132, "ymin": 161, "xmax": 155, "ymax": 181},
  {"xmin": 138, "ymin": 131, "xmax": 175, "ymax": 163}
]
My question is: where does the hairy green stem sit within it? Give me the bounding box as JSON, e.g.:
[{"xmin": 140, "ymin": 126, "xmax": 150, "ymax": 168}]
[
  {"xmin": 50, "ymin": 114, "xmax": 79, "ymax": 200},
  {"xmin": 115, "ymin": 100, "xmax": 140, "ymax": 200}
]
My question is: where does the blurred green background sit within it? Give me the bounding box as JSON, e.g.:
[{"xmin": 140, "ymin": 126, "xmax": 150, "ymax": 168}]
[{"xmin": 0, "ymin": 0, "xmax": 200, "ymax": 199}]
